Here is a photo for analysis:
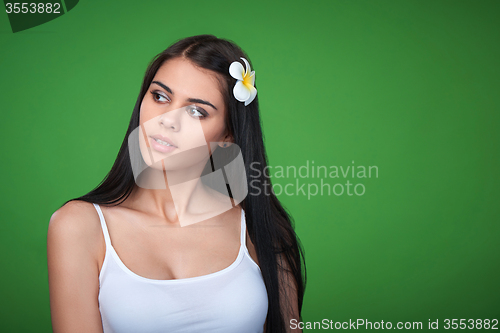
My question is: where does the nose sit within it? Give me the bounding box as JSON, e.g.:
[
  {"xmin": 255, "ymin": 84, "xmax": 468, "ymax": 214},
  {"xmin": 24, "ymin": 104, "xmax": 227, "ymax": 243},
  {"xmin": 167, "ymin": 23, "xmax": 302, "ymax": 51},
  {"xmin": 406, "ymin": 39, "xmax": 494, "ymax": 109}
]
[{"xmin": 159, "ymin": 107, "xmax": 182, "ymax": 131}]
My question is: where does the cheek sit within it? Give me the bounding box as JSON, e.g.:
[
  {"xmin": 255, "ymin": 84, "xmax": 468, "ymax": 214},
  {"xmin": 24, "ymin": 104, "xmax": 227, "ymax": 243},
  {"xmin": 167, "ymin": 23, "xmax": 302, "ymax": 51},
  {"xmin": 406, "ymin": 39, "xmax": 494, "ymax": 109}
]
[
  {"xmin": 201, "ymin": 121, "xmax": 226, "ymax": 143},
  {"xmin": 139, "ymin": 100, "xmax": 147, "ymax": 125},
  {"xmin": 139, "ymin": 98, "xmax": 157, "ymax": 125}
]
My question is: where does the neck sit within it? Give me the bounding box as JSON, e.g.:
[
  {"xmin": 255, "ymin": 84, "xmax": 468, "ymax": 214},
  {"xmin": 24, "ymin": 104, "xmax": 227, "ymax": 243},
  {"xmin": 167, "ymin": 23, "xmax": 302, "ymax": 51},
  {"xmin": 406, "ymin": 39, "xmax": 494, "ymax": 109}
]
[{"xmin": 129, "ymin": 159, "xmax": 207, "ymax": 222}]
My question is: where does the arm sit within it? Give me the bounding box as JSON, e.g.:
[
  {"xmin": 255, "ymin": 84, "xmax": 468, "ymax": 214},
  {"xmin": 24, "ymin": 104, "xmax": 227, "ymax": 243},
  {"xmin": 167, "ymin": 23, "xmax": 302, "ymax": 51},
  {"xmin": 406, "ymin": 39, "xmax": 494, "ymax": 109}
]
[
  {"xmin": 47, "ymin": 201, "xmax": 104, "ymax": 333},
  {"xmin": 277, "ymin": 253, "xmax": 302, "ymax": 333},
  {"xmin": 261, "ymin": 254, "xmax": 301, "ymax": 333},
  {"xmin": 247, "ymin": 225, "xmax": 303, "ymax": 333}
]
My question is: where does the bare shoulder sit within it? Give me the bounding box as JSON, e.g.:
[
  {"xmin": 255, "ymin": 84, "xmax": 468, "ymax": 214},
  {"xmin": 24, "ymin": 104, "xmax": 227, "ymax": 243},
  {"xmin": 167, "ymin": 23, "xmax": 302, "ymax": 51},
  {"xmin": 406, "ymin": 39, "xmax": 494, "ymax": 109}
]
[
  {"xmin": 47, "ymin": 200, "xmax": 105, "ymax": 333},
  {"xmin": 47, "ymin": 200, "xmax": 103, "ymax": 256},
  {"xmin": 49, "ymin": 200, "xmax": 100, "ymax": 234}
]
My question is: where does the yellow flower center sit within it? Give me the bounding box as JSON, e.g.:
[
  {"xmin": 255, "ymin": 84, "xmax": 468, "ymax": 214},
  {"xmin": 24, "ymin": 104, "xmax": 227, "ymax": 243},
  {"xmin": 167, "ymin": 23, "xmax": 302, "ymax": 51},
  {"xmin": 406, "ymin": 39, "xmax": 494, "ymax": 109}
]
[{"xmin": 242, "ymin": 72, "xmax": 252, "ymax": 88}]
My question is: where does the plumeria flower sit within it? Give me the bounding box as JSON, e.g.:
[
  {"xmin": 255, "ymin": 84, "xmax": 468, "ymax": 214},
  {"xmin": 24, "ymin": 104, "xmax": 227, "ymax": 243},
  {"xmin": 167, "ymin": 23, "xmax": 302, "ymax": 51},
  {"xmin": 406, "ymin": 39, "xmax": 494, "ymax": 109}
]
[{"xmin": 229, "ymin": 57, "xmax": 257, "ymax": 106}]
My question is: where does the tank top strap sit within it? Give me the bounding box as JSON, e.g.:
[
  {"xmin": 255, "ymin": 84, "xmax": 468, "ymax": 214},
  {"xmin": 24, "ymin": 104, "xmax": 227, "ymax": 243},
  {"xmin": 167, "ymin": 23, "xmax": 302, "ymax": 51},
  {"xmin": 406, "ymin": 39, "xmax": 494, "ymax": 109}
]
[
  {"xmin": 240, "ymin": 208, "xmax": 246, "ymax": 248},
  {"xmin": 93, "ymin": 203, "xmax": 112, "ymax": 247}
]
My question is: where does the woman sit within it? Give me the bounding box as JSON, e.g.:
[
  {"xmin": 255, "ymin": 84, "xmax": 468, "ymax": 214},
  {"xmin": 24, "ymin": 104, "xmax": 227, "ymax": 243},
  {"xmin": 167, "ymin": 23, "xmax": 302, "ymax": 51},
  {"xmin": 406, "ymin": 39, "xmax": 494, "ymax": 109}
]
[{"xmin": 47, "ymin": 34, "xmax": 305, "ymax": 333}]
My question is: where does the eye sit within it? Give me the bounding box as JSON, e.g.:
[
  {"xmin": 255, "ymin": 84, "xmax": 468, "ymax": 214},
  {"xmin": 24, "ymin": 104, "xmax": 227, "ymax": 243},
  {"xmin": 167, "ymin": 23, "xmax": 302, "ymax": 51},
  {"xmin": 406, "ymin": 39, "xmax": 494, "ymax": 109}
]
[
  {"xmin": 185, "ymin": 105, "xmax": 208, "ymax": 119},
  {"xmin": 150, "ymin": 90, "xmax": 170, "ymax": 103}
]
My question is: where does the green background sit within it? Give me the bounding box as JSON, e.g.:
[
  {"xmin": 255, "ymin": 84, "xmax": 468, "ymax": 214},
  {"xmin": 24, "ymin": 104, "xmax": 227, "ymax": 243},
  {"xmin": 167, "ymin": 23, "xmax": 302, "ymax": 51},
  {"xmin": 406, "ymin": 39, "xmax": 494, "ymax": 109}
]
[{"xmin": 1, "ymin": 0, "xmax": 499, "ymax": 331}]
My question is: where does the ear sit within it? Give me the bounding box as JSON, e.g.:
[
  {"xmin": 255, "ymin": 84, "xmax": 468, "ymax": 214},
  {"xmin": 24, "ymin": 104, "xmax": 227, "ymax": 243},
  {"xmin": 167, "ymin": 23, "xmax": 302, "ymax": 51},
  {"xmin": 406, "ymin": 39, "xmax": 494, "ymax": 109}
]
[{"xmin": 217, "ymin": 133, "xmax": 234, "ymax": 148}]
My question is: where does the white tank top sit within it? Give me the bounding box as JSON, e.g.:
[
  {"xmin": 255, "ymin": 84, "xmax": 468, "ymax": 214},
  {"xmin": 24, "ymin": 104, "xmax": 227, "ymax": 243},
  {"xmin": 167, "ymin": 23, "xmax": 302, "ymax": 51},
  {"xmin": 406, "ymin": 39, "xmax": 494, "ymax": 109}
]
[{"xmin": 93, "ymin": 203, "xmax": 268, "ymax": 333}]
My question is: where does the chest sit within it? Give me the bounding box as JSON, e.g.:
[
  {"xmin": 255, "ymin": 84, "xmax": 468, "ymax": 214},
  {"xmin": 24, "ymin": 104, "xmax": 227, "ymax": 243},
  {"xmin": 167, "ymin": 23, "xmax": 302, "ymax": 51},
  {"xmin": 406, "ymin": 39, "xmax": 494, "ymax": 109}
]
[
  {"xmin": 98, "ymin": 207, "xmax": 248, "ymax": 280},
  {"xmin": 98, "ymin": 252, "xmax": 268, "ymax": 333}
]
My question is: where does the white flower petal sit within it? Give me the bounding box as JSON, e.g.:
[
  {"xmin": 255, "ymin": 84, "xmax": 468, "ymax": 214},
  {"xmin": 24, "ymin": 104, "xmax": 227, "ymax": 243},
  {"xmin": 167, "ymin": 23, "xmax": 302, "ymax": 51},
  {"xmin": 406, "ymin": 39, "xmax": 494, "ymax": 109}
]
[
  {"xmin": 244, "ymin": 86, "xmax": 257, "ymax": 106},
  {"xmin": 241, "ymin": 57, "xmax": 251, "ymax": 77},
  {"xmin": 249, "ymin": 71, "xmax": 255, "ymax": 86},
  {"xmin": 229, "ymin": 61, "xmax": 244, "ymax": 80},
  {"xmin": 233, "ymin": 80, "xmax": 251, "ymax": 102}
]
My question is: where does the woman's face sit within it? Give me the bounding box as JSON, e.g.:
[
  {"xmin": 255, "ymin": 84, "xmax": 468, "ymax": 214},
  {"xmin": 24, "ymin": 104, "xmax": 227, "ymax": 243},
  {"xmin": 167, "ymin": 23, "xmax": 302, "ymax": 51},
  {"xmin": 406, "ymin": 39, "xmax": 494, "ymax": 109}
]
[{"xmin": 138, "ymin": 57, "xmax": 228, "ymax": 172}]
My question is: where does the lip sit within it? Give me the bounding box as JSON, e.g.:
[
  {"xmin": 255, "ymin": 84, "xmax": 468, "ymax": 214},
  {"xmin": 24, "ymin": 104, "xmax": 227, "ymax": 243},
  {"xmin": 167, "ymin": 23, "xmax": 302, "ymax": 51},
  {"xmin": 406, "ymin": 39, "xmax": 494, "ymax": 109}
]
[{"xmin": 149, "ymin": 134, "xmax": 177, "ymax": 153}]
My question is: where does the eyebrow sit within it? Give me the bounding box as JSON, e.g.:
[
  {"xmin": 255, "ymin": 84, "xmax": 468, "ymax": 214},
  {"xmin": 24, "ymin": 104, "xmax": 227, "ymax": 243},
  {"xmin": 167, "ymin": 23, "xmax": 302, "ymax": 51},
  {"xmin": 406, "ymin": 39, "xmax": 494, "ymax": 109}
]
[{"xmin": 151, "ymin": 80, "xmax": 218, "ymax": 111}]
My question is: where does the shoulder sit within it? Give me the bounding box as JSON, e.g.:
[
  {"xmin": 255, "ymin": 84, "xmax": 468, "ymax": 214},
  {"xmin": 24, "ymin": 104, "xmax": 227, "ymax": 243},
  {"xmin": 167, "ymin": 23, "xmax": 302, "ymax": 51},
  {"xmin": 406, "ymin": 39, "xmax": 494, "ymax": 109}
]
[
  {"xmin": 47, "ymin": 201, "xmax": 106, "ymax": 332},
  {"xmin": 49, "ymin": 200, "xmax": 101, "ymax": 235},
  {"xmin": 47, "ymin": 200, "xmax": 103, "ymax": 258}
]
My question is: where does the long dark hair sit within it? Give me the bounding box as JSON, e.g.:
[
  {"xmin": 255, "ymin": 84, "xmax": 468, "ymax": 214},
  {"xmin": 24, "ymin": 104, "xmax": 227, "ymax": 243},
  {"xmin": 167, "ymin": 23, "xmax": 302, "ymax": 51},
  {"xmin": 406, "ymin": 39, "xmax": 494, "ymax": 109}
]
[{"xmin": 64, "ymin": 34, "xmax": 306, "ymax": 332}]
